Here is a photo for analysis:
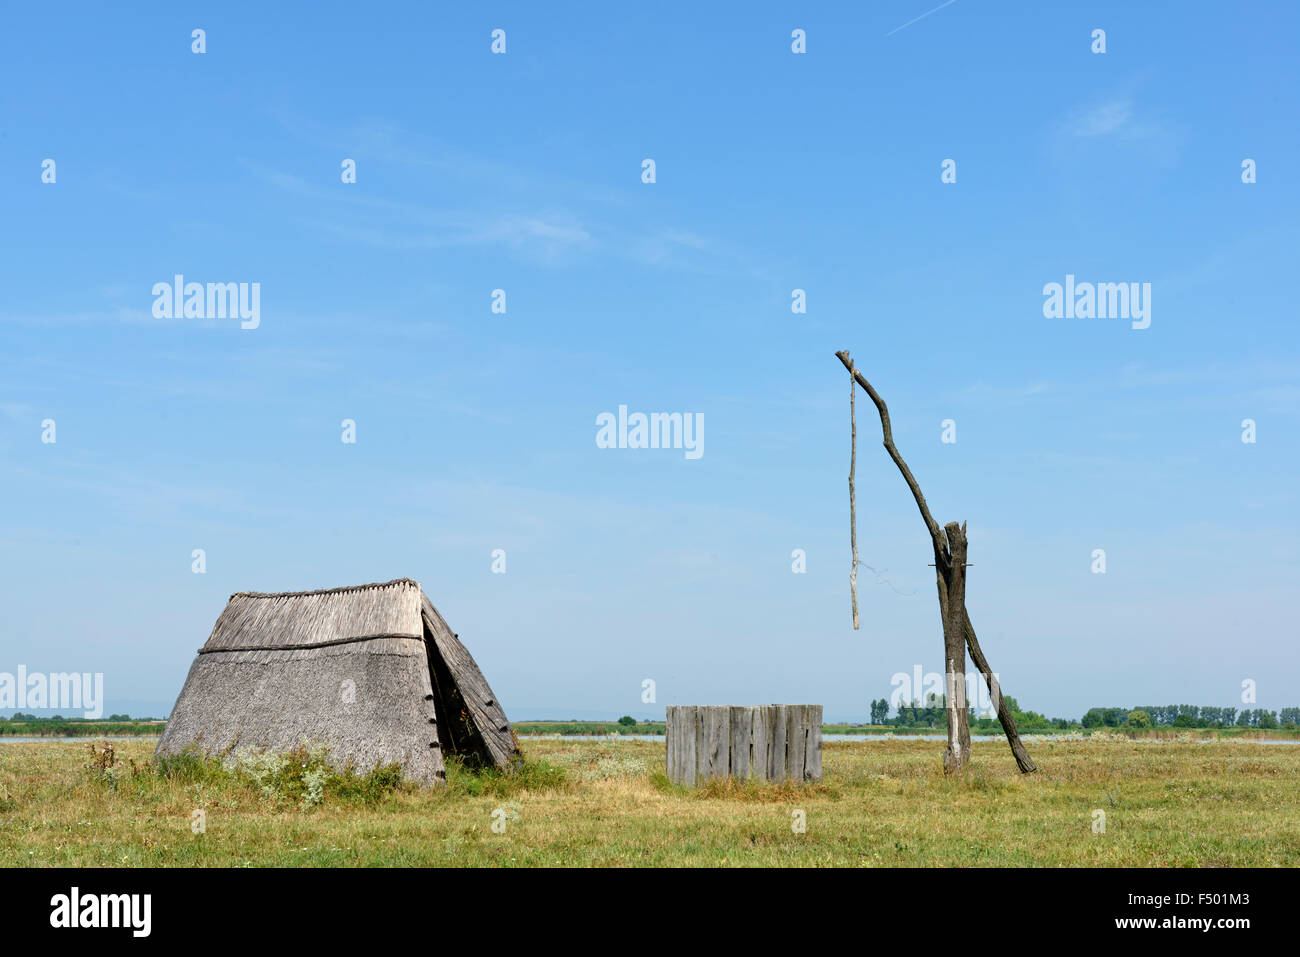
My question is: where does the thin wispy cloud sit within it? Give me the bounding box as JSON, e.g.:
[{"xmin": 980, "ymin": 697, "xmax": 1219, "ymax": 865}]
[
  {"xmin": 0, "ymin": 306, "xmax": 162, "ymax": 327},
  {"xmin": 309, "ymin": 212, "xmax": 592, "ymax": 253},
  {"xmin": 0, "ymin": 401, "xmax": 36, "ymax": 423},
  {"xmin": 239, "ymin": 120, "xmax": 768, "ymax": 276},
  {"xmin": 886, "ymin": 0, "xmax": 958, "ymax": 37},
  {"xmin": 1054, "ymin": 92, "xmax": 1181, "ymax": 164},
  {"xmin": 240, "ymin": 158, "xmax": 595, "ymax": 257},
  {"xmin": 268, "ymin": 111, "xmax": 636, "ymax": 209},
  {"xmin": 1069, "ymin": 99, "xmax": 1134, "ymax": 138}
]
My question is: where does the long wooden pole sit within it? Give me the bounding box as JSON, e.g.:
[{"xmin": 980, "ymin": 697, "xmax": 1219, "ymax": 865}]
[{"xmin": 848, "ymin": 359, "xmax": 859, "ymax": 630}]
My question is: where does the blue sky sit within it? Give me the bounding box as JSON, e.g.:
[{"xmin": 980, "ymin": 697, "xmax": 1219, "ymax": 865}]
[{"xmin": 1, "ymin": 1, "xmax": 1297, "ymax": 722}]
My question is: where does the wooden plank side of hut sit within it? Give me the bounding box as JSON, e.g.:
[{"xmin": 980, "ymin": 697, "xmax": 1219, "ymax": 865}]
[{"xmin": 421, "ymin": 593, "xmax": 518, "ymax": 768}]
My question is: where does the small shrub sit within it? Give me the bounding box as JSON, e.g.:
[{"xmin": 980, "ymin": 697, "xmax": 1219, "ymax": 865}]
[
  {"xmin": 580, "ymin": 753, "xmax": 645, "ymax": 782},
  {"xmin": 228, "ymin": 742, "xmax": 406, "ymax": 808},
  {"xmin": 148, "ymin": 741, "xmax": 406, "ymax": 809},
  {"xmin": 301, "ymin": 767, "xmax": 328, "ymax": 809},
  {"xmin": 232, "ymin": 747, "xmax": 293, "ymax": 800},
  {"xmin": 442, "ymin": 753, "xmax": 567, "ymax": 798},
  {"xmin": 649, "ymin": 771, "xmax": 687, "ymax": 795},
  {"xmin": 1124, "ymin": 710, "xmax": 1152, "ymax": 729},
  {"xmin": 328, "ymin": 761, "xmax": 407, "ymax": 805},
  {"xmin": 87, "ymin": 740, "xmax": 115, "ymax": 773},
  {"xmin": 154, "ymin": 747, "xmax": 227, "ymax": 785},
  {"xmin": 85, "ymin": 741, "xmax": 122, "ymax": 788}
]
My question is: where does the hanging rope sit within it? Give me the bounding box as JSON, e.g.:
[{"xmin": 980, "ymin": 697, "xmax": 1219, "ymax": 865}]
[{"xmin": 849, "ymin": 358, "xmax": 859, "ymax": 630}]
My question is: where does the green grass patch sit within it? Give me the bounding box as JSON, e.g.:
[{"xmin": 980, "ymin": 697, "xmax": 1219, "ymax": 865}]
[{"xmin": 1, "ymin": 737, "xmax": 1295, "ymax": 866}]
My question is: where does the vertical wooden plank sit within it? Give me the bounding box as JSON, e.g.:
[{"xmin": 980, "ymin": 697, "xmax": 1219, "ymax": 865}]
[
  {"xmin": 704, "ymin": 707, "xmax": 730, "ymax": 781},
  {"xmin": 696, "ymin": 707, "xmax": 710, "ymax": 782},
  {"xmin": 668, "ymin": 705, "xmax": 697, "ymax": 787},
  {"xmin": 806, "ymin": 704, "xmax": 823, "ymax": 782},
  {"xmin": 681, "ymin": 705, "xmax": 697, "ymax": 787},
  {"xmin": 763, "ymin": 705, "xmax": 777, "ymax": 781},
  {"xmin": 694, "ymin": 705, "xmax": 708, "ymax": 784},
  {"xmin": 679, "ymin": 706, "xmax": 690, "ymax": 785},
  {"xmin": 665, "ymin": 706, "xmax": 680, "ymax": 784},
  {"xmin": 749, "ymin": 706, "xmax": 769, "ymax": 782},
  {"xmin": 729, "ymin": 706, "xmax": 751, "ymax": 780},
  {"xmin": 665, "ymin": 706, "xmax": 674, "ymax": 783},
  {"xmin": 788, "ymin": 705, "xmax": 807, "ymax": 782},
  {"xmin": 770, "ymin": 704, "xmax": 788, "ymax": 782},
  {"xmin": 719, "ymin": 707, "xmax": 732, "ymax": 778}
]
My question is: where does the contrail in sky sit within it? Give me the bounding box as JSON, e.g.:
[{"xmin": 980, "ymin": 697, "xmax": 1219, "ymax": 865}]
[{"xmin": 886, "ymin": 0, "xmax": 959, "ymax": 37}]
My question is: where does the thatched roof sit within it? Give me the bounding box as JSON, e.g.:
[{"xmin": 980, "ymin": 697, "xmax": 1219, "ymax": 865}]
[{"xmin": 156, "ymin": 579, "xmax": 518, "ymax": 785}]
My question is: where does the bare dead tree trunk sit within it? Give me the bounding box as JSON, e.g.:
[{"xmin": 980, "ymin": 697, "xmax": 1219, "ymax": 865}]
[
  {"xmin": 848, "ymin": 359, "xmax": 860, "ymax": 630},
  {"xmin": 835, "ymin": 350, "xmax": 1035, "ymax": 775},
  {"xmin": 939, "ymin": 521, "xmax": 971, "ymax": 774}
]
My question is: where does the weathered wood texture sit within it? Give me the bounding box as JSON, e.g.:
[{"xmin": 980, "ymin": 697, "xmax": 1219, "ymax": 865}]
[
  {"xmin": 940, "ymin": 521, "xmax": 972, "ymax": 775},
  {"xmin": 421, "ymin": 593, "xmax": 519, "ymax": 769},
  {"xmin": 666, "ymin": 705, "xmax": 822, "ymax": 787}
]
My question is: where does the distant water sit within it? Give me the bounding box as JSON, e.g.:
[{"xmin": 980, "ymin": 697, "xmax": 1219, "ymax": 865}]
[
  {"xmin": 0, "ymin": 736, "xmax": 160, "ymax": 743},
  {"xmin": 522, "ymin": 734, "xmax": 667, "ymax": 742},
  {"xmin": 514, "ymin": 733, "xmax": 1299, "ymax": 746}
]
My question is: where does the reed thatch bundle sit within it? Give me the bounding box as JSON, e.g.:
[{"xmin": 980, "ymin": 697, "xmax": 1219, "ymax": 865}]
[{"xmin": 156, "ymin": 579, "xmax": 518, "ymax": 785}]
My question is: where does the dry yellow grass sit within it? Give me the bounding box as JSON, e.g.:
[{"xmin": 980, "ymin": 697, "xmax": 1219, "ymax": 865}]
[{"xmin": 0, "ymin": 737, "xmax": 1295, "ymax": 866}]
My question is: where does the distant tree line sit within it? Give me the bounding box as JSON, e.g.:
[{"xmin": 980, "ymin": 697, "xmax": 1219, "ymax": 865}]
[
  {"xmin": 1084, "ymin": 705, "xmax": 1296, "ymax": 730},
  {"xmin": 867, "ymin": 699, "xmax": 1299, "ymax": 731},
  {"xmin": 0, "ymin": 713, "xmax": 149, "ymax": 722},
  {"xmin": 867, "ymin": 696, "xmax": 1071, "ymax": 731}
]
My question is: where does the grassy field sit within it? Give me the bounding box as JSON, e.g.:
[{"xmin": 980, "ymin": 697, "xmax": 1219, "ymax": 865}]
[
  {"xmin": 0, "ymin": 720, "xmax": 165, "ymax": 737},
  {"xmin": 512, "ymin": 720, "xmax": 665, "ymax": 735},
  {"xmin": 0, "ymin": 737, "xmax": 1295, "ymax": 866}
]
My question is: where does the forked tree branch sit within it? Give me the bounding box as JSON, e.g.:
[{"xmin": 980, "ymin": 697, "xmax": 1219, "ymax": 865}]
[
  {"xmin": 835, "ymin": 351, "xmax": 945, "ymax": 560},
  {"xmin": 964, "ymin": 610, "xmax": 1037, "ymax": 773}
]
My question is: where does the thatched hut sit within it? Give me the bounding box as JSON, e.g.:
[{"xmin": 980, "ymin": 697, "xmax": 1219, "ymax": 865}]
[{"xmin": 156, "ymin": 578, "xmax": 518, "ymax": 785}]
